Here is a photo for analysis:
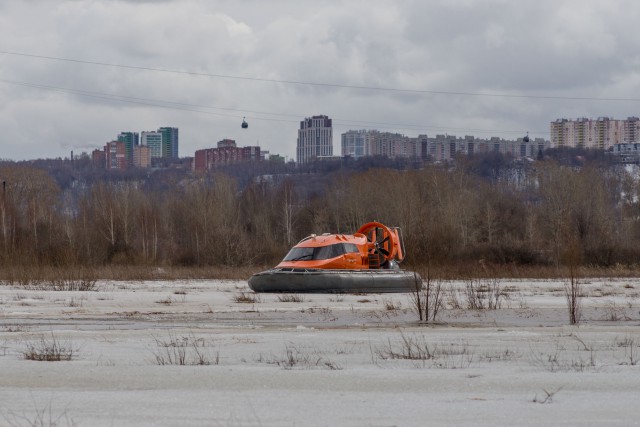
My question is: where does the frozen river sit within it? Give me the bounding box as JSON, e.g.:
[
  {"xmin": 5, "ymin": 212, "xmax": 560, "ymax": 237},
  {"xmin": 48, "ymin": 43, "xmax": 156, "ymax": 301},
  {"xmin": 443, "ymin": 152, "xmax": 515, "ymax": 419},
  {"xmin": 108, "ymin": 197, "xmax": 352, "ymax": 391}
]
[{"xmin": 1, "ymin": 278, "xmax": 639, "ymax": 426}]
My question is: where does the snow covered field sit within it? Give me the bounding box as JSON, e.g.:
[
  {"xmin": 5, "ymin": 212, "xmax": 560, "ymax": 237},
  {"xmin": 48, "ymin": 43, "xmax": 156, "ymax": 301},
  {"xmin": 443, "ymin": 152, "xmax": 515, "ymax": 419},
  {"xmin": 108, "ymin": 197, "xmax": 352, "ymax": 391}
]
[{"xmin": 1, "ymin": 278, "xmax": 639, "ymax": 426}]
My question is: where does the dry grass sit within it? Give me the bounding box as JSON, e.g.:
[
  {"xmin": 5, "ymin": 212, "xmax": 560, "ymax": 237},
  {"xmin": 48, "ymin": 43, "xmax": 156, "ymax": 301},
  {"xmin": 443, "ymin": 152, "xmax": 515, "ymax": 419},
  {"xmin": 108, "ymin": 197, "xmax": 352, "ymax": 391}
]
[
  {"xmin": 22, "ymin": 333, "xmax": 76, "ymax": 362},
  {"xmin": 409, "ymin": 262, "xmax": 640, "ymax": 280},
  {"xmin": 259, "ymin": 345, "xmax": 341, "ymax": 370},
  {"xmin": 277, "ymin": 294, "xmax": 305, "ymax": 303},
  {"xmin": 151, "ymin": 332, "xmax": 219, "ymax": 366},
  {"xmin": 232, "ymin": 292, "xmax": 261, "ymax": 304},
  {"xmin": 0, "ymin": 265, "xmax": 261, "ymax": 283},
  {"xmin": 1, "ymin": 263, "xmax": 640, "ymax": 284}
]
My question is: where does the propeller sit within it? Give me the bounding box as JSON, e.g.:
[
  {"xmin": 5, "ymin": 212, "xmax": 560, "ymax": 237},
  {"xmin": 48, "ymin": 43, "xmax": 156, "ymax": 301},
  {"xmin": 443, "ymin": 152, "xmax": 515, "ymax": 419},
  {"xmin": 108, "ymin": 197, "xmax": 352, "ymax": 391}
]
[{"xmin": 357, "ymin": 222, "xmax": 398, "ymax": 265}]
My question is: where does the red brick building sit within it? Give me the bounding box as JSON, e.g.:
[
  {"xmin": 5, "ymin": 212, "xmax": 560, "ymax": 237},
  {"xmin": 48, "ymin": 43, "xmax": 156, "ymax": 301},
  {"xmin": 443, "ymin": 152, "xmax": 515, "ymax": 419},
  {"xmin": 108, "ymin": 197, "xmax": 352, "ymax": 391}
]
[
  {"xmin": 194, "ymin": 140, "xmax": 261, "ymax": 171},
  {"xmin": 105, "ymin": 141, "xmax": 127, "ymax": 170}
]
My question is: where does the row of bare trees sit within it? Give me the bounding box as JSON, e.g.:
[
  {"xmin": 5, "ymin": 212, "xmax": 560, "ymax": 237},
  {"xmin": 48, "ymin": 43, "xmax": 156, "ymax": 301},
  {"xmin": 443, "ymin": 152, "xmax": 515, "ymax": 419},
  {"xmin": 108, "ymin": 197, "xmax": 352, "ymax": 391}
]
[{"xmin": 0, "ymin": 159, "xmax": 638, "ymax": 271}]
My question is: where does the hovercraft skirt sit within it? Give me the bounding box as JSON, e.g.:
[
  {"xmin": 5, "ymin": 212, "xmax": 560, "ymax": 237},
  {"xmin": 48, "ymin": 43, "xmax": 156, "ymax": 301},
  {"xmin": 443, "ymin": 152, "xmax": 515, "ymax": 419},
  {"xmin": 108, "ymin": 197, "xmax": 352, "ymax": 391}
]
[{"xmin": 248, "ymin": 268, "xmax": 421, "ymax": 293}]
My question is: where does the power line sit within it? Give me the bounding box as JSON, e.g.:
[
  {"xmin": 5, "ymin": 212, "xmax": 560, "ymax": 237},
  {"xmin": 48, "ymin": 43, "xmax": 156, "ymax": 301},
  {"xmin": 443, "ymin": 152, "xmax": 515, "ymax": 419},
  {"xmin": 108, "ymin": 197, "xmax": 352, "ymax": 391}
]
[
  {"xmin": 0, "ymin": 78, "xmax": 548, "ymax": 135},
  {"xmin": 2, "ymin": 50, "xmax": 639, "ymax": 102}
]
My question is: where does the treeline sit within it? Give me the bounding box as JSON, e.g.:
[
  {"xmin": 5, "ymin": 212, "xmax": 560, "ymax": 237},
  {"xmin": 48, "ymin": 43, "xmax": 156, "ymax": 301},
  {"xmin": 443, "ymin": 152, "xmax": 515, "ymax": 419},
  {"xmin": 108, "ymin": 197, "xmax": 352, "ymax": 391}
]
[{"xmin": 0, "ymin": 152, "xmax": 638, "ymax": 272}]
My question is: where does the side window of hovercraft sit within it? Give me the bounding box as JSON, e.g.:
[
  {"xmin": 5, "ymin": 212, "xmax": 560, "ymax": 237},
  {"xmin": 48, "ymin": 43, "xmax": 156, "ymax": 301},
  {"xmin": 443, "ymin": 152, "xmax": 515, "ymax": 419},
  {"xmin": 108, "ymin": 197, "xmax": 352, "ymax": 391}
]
[
  {"xmin": 313, "ymin": 244, "xmax": 345, "ymax": 260},
  {"xmin": 343, "ymin": 243, "xmax": 359, "ymax": 253},
  {"xmin": 313, "ymin": 243, "xmax": 359, "ymax": 260}
]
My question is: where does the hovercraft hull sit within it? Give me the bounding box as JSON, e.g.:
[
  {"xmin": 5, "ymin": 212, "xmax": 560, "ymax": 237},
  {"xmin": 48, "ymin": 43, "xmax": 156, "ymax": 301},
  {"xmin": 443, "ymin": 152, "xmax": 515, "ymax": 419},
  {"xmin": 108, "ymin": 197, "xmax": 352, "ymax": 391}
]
[{"xmin": 248, "ymin": 268, "xmax": 421, "ymax": 293}]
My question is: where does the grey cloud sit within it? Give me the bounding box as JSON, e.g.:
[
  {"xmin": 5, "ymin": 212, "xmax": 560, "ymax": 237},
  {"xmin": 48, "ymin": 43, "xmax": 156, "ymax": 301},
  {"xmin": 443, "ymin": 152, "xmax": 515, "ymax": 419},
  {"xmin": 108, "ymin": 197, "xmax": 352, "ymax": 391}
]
[{"xmin": 2, "ymin": 0, "xmax": 640, "ymax": 160}]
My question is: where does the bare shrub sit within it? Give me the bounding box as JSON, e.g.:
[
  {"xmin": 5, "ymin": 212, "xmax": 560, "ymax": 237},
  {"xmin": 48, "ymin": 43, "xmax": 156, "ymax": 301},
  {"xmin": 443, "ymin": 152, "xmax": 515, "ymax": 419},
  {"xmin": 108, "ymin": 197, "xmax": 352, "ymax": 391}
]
[
  {"xmin": 22, "ymin": 334, "xmax": 76, "ymax": 362},
  {"xmin": 277, "ymin": 294, "xmax": 304, "ymax": 303},
  {"xmin": 151, "ymin": 332, "xmax": 219, "ymax": 366},
  {"xmin": 446, "ymin": 284, "xmax": 464, "ymax": 310},
  {"xmin": 532, "ymin": 387, "xmax": 562, "ymax": 404},
  {"xmin": 410, "ymin": 271, "xmax": 443, "ymax": 322},
  {"xmin": 383, "ymin": 298, "xmax": 401, "ymax": 311},
  {"xmin": 47, "ymin": 275, "xmax": 98, "ymax": 292},
  {"xmin": 479, "ymin": 348, "xmax": 520, "ymax": 363},
  {"xmin": 2, "ymin": 267, "xmax": 98, "ymax": 292},
  {"xmin": 2, "ymin": 324, "xmax": 28, "ymax": 333},
  {"xmin": 2, "ymin": 398, "xmax": 77, "ymax": 427},
  {"xmin": 262, "ymin": 345, "xmax": 341, "ymax": 370},
  {"xmin": 600, "ymin": 301, "xmax": 628, "ymax": 321},
  {"xmin": 529, "ymin": 342, "xmax": 596, "ymax": 372},
  {"xmin": 232, "ymin": 292, "xmax": 261, "ymax": 304},
  {"xmin": 562, "ymin": 238, "xmax": 583, "ymax": 325},
  {"xmin": 616, "ymin": 336, "xmax": 638, "ymax": 366},
  {"xmin": 464, "ymin": 278, "xmax": 504, "ymax": 310},
  {"xmin": 65, "ymin": 297, "xmax": 84, "ymax": 308},
  {"xmin": 155, "ymin": 296, "xmax": 174, "ymax": 305},
  {"xmin": 564, "ymin": 277, "xmax": 582, "ymax": 325},
  {"xmin": 375, "ymin": 331, "xmax": 473, "ymax": 369}
]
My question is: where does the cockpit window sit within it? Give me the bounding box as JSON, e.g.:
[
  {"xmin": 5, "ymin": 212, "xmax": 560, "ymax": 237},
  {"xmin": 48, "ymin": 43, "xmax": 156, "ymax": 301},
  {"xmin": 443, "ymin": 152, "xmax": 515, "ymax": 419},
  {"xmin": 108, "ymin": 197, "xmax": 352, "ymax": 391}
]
[
  {"xmin": 343, "ymin": 243, "xmax": 359, "ymax": 253},
  {"xmin": 283, "ymin": 247, "xmax": 314, "ymax": 261},
  {"xmin": 283, "ymin": 243, "xmax": 358, "ymax": 261}
]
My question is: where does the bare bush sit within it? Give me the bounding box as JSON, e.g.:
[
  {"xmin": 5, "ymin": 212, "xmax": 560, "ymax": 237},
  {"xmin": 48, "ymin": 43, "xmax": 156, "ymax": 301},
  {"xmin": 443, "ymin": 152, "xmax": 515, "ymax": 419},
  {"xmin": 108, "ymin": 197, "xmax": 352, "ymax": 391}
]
[
  {"xmin": 2, "ymin": 398, "xmax": 77, "ymax": 427},
  {"xmin": 375, "ymin": 331, "xmax": 473, "ymax": 369},
  {"xmin": 532, "ymin": 387, "xmax": 562, "ymax": 404},
  {"xmin": 155, "ymin": 296, "xmax": 174, "ymax": 305},
  {"xmin": 464, "ymin": 278, "xmax": 504, "ymax": 310},
  {"xmin": 151, "ymin": 332, "xmax": 219, "ymax": 366},
  {"xmin": 22, "ymin": 334, "xmax": 76, "ymax": 362},
  {"xmin": 410, "ymin": 271, "xmax": 444, "ymax": 322},
  {"xmin": 277, "ymin": 294, "xmax": 304, "ymax": 303},
  {"xmin": 616, "ymin": 336, "xmax": 638, "ymax": 366},
  {"xmin": 260, "ymin": 345, "xmax": 341, "ymax": 370},
  {"xmin": 600, "ymin": 301, "xmax": 628, "ymax": 321},
  {"xmin": 232, "ymin": 292, "xmax": 261, "ymax": 304},
  {"xmin": 1, "ymin": 267, "xmax": 98, "ymax": 292},
  {"xmin": 529, "ymin": 342, "xmax": 596, "ymax": 372},
  {"xmin": 383, "ymin": 298, "xmax": 401, "ymax": 311},
  {"xmin": 564, "ymin": 276, "xmax": 582, "ymax": 325}
]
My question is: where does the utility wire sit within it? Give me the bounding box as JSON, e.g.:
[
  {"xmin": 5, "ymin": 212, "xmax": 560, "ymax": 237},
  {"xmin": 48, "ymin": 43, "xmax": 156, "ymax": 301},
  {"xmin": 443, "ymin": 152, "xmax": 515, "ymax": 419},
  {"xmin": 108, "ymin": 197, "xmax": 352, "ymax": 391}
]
[
  {"xmin": 1, "ymin": 50, "xmax": 638, "ymax": 102},
  {"xmin": 0, "ymin": 78, "xmax": 548, "ymax": 135}
]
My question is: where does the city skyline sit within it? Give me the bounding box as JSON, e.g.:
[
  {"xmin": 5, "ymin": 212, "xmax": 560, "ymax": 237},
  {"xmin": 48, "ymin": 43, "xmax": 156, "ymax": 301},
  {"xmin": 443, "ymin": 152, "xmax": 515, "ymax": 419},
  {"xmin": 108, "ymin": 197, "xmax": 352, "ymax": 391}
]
[{"xmin": 3, "ymin": 1, "xmax": 640, "ymax": 161}]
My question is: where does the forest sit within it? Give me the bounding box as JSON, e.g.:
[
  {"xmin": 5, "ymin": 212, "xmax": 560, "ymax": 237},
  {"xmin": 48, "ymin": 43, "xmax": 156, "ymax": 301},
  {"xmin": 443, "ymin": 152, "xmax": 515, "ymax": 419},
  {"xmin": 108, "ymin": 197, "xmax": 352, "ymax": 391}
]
[{"xmin": 0, "ymin": 149, "xmax": 638, "ymax": 278}]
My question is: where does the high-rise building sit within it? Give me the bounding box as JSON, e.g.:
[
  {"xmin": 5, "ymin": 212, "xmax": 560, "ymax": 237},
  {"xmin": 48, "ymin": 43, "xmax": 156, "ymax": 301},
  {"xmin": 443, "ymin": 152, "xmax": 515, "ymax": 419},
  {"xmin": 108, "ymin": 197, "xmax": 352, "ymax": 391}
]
[
  {"xmin": 549, "ymin": 117, "xmax": 634, "ymax": 149},
  {"xmin": 341, "ymin": 130, "xmax": 416, "ymax": 159},
  {"xmin": 297, "ymin": 115, "xmax": 333, "ymax": 164},
  {"xmin": 158, "ymin": 127, "xmax": 179, "ymax": 158},
  {"xmin": 117, "ymin": 132, "xmax": 139, "ymax": 166},
  {"xmin": 341, "ymin": 130, "xmax": 370, "ymax": 158},
  {"xmin": 105, "ymin": 141, "xmax": 127, "ymax": 170},
  {"xmin": 369, "ymin": 132, "xmax": 414, "ymax": 158},
  {"xmin": 141, "ymin": 131, "xmax": 163, "ymax": 159}
]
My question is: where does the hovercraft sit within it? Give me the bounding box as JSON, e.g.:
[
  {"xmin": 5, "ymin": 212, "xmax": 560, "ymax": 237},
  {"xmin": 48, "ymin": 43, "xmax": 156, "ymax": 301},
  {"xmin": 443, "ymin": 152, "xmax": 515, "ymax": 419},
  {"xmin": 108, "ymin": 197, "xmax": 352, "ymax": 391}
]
[{"xmin": 248, "ymin": 222, "xmax": 421, "ymax": 293}]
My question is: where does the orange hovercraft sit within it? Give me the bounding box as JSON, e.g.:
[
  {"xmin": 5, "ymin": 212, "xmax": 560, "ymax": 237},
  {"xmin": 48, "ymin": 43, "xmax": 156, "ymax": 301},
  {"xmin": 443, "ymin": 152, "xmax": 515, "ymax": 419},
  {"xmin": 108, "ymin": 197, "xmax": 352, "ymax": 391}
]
[{"xmin": 248, "ymin": 222, "xmax": 421, "ymax": 293}]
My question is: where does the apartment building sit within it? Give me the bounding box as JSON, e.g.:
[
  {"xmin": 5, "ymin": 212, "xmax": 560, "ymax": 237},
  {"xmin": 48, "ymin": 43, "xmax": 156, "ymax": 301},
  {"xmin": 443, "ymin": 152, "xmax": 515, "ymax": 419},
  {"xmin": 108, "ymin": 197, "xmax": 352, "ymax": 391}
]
[
  {"xmin": 297, "ymin": 115, "xmax": 333, "ymax": 164},
  {"xmin": 104, "ymin": 141, "xmax": 127, "ymax": 170},
  {"xmin": 194, "ymin": 139, "xmax": 262, "ymax": 171},
  {"xmin": 549, "ymin": 117, "xmax": 635, "ymax": 149},
  {"xmin": 341, "ymin": 130, "xmax": 416, "ymax": 159}
]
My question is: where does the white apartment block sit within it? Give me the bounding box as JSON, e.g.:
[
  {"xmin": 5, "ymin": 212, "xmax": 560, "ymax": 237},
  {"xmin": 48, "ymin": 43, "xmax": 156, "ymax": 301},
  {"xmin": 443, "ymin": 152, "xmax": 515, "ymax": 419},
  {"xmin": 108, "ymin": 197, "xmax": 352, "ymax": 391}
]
[
  {"xmin": 550, "ymin": 117, "xmax": 640, "ymax": 149},
  {"xmin": 341, "ymin": 130, "xmax": 547, "ymax": 162},
  {"xmin": 297, "ymin": 115, "xmax": 333, "ymax": 164},
  {"xmin": 341, "ymin": 130, "xmax": 372, "ymax": 158},
  {"xmin": 341, "ymin": 130, "xmax": 417, "ymax": 159},
  {"xmin": 424, "ymin": 135, "xmax": 548, "ymax": 162}
]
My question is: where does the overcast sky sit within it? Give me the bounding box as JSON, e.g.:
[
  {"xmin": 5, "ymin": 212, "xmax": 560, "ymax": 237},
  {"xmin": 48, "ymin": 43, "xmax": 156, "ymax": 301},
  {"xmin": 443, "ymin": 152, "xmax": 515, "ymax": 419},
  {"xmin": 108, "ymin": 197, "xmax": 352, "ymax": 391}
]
[{"xmin": 2, "ymin": 0, "xmax": 640, "ymax": 161}]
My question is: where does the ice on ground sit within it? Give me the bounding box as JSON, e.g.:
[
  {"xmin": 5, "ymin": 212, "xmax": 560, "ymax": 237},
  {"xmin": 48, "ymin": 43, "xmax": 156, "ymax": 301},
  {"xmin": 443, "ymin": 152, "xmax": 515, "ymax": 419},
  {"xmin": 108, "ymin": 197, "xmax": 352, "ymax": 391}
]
[{"xmin": 0, "ymin": 278, "xmax": 639, "ymax": 426}]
